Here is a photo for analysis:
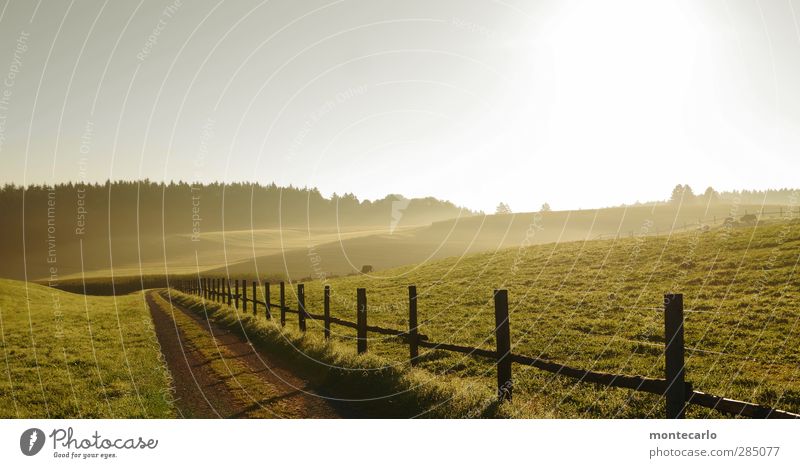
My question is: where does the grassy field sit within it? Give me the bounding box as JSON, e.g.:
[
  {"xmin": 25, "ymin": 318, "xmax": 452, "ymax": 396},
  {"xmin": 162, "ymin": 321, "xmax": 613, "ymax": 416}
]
[
  {"xmin": 0, "ymin": 279, "xmax": 174, "ymax": 418},
  {"xmin": 4, "ymin": 217, "xmax": 798, "ymax": 418},
  {"xmin": 207, "ymin": 203, "xmax": 790, "ymax": 280},
  {"xmin": 253, "ymin": 217, "xmax": 800, "ymax": 418}
]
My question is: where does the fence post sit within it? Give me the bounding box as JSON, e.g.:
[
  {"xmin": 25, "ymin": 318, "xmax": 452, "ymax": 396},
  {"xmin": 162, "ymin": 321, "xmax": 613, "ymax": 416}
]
[
  {"xmin": 264, "ymin": 282, "xmax": 271, "ymax": 319},
  {"xmin": 494, "ymin": 289, "xmax": 512, "ymax": 401},
  {"xmin": 408, "ymin": 285, "xmax": 419, "ymax": 365},
  {"xmin": 235, "ymin": 280, "xmax": 240, "ymax": 310},
  {"xmin": 279, "ymin": 281, "xmax": 286, "ymax": 327},
  {"xmin": 252, "ymin": 281, "xmax": 257, "ymax": 316},
  {"xmin": 242, "ymin": 280, "xmax": 247, "ymax": 312},
  {"xmin": 357, "ymin": 288, "xmax": 367, "ymax": 354},
  {"xmin": 298, "ymin": 283, "xmax": 306, "ymax": 332},
  {"xmin": 323, "ymin": 285, "xmax": 331, "ymax": 339},
  {"xmin": 664, "ymin": 293, "xmax": 686, "ymax": 419},
  {"xmin": 227, "ymin": 279, "xmax": 232, "ymax": 306}
]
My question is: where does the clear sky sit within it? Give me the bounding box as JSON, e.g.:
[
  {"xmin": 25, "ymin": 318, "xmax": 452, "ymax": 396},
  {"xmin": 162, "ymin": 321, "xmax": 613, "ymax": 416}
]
[{"xmin": 1, "ymin": 0, "xmax": 799, "ymax": 212}]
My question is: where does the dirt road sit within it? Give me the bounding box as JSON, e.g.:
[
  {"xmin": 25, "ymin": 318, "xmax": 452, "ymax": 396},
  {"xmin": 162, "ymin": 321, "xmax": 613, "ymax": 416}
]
[{"xmin": 146, "ymin": 290, "xmax": 344, "ymax": 418}]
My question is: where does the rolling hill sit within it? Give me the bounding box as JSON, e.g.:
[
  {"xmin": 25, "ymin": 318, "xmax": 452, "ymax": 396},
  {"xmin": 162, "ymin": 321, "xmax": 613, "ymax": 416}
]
[{"xmin": 235, "ymin": 216, "xmax": 800, "ymax": 417}]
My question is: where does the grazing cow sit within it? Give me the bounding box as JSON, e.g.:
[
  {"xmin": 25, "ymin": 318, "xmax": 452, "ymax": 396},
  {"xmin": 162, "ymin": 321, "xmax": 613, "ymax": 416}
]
[
  {"xmin": 361, "ymin": 265, "xmax": 373, "ymax": 274},
  {"xmin": 740, "ymin": 214, "xmax": 757, "ymax": 224}
]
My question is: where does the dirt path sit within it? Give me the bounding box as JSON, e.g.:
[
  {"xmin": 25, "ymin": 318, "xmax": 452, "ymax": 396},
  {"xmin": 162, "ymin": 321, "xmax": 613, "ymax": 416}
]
[{"xmin": 146, "ymin": 290, "xmax": 343, "ymax": 418}]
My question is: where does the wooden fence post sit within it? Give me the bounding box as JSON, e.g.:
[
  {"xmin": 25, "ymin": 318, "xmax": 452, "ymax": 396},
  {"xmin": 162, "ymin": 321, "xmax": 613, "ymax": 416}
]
[
  {"xmin": 357, "ymin": 288, "xmax": 367, "ymax": 354},
  {"xmin": 408, "ymin": 285, "xmax": 419, "ymax": 365},
  {"xmin": 264, "ymin": 282, "xmax": 271, "ymax": 319},
  {"xmin": 494, "ymin": 289, "xmax": 512, "ymax": 401},
  {"xmin": 235, "ymin": 280, "xmax": 240, "ymax": 309},
  {"xmin": 279, "ymin": 281, "xmax": 286, "ymax": 327},
  {"xmin": 227, "ymin": 279, "xmax": 232, "ymax": 306},
  {"xmin": 298, "ymin": 283, "xmax": 306, "ymax": 332},
  {"xmin": 664, "ymin": 293, "xmax": 686, "ymax": 418},
  {"xmin": 252, "ymin": 281, "xmax": 257, "ymax": 316},
  {"xmin": 323, "ymin": 285, "xmax": 331, "ymax": 339},
  {"xmin": 242, "ymin": 280, "xmax": 247, "ymax": 312}
]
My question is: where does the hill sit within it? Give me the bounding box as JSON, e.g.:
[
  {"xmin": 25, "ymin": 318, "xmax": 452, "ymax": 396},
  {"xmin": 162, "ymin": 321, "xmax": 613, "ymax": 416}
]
[
  {"xmin": 247, "ymin": 216, "xmax": 800, "ymax": 417},
  {"xmin": 0, "ymin": 278, "xmax": 174, "ymax": 417},
  {"xmin": 213, "ymin": 201, "xmax": 793, "ymax": 280}
]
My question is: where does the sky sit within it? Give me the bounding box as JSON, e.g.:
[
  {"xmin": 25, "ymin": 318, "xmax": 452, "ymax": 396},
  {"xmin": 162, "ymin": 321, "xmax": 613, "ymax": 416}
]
[{"xmin": 0, "ymin": 0, "xmax": 799, "ymax": 213}]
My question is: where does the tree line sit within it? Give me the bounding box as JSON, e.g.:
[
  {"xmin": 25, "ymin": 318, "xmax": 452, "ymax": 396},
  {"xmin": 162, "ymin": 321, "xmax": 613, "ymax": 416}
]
[
  {"xmin": 0, "ymin": 180, "xmax": 474, "ymax": 236},
  {"xmin": 668, "ymin": 185, "xmax": 798, "ymax": 206}
]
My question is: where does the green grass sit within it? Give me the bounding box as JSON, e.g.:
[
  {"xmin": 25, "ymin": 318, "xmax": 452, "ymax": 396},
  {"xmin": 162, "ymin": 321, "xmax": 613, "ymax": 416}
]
[
  {"xmin": 257, "ymin": 219, "xmax": 800, "ymax": 418},
  {"xmin": 4, "ymin": 217, "xmax": 798, "ymax": 418},
  {"xmin": 0, "ymin": 279, "xmax": 174, "ymax": 418}
]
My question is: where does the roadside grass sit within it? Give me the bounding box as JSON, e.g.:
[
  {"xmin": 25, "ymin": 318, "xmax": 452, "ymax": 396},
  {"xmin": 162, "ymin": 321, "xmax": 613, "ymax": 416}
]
[
  {"xmin": 0, "ymin": 278, "xmax": 174, "ymax": 418},
  {"xmin": 168, "ymin": 290, "xmax": 509, "ymax": 418},
  {"xmin": 246, "ymin": 220, "xmax": 800, "ymax": 418}
]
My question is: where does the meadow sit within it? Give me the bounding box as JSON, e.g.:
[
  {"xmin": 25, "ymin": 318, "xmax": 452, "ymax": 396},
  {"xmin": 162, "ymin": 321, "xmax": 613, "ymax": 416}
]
[
  {"xmin": 3, "ymin": 212, "xmax": 799, "ymax": 418},
  {"xmin": 0, "ymin": 279, "xmax": 174, "ymax": 418},
  {"xmin": 246, "ymin": 217, "xmax": 800, "ymax": 418}
]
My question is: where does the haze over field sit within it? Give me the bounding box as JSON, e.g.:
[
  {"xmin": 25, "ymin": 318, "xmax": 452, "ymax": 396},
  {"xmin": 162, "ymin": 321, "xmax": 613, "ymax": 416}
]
[{"xmin": 2, "ymin": 180, "xmax": 795, "ymax": 283}]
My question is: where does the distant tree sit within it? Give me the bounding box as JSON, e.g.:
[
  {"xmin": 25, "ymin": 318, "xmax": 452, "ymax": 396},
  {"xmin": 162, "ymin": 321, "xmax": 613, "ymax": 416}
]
[
  {"xmin": 684, "ymin": 185, "xmax": 696, "ymax": 201},
  {"xmin": 670, "ymin": 185, "xmax": 683, "ymax": 204},
  {"xmin": 702, "ymin": 186, "xmax": 718, "ymax": 204},
  {"xmin": 670, "ymin": 184, "xmax": 696, "ymax": 204},
  {"xmin": 540, "ymin": 202, "xmax": 551, "ymax": 212},
  {"xmin": 495, "ymin": 202, "xmax": 512, "ymax": 215}
]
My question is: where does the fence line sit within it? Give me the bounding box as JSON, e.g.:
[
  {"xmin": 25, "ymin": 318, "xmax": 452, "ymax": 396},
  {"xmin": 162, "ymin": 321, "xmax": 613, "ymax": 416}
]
[{"xmin": 177, "ymin": 278, "xmax": 799, "ymax": 419}]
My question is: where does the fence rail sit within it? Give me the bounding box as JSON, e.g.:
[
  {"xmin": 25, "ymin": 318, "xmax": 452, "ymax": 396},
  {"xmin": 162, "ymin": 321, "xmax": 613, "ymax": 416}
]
[{"xmin": 178, "ymin": 278, "xmax": 799, "ymax": 419}]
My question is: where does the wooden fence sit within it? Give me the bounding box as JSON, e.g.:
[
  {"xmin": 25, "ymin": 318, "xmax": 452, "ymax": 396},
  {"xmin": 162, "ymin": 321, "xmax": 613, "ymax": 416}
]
[{"xmin": 177, "ymin": 278, "xmax": 799, "ymax": 419}]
